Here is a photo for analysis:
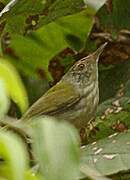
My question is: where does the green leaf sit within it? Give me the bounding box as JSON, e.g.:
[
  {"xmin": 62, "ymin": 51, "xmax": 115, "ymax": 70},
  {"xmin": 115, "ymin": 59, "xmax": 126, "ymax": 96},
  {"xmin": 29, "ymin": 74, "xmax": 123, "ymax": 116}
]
[
  {"xmin": 81, "ymin": 131, "xmax": 130, "ymax": 176},
  {"xmin": 97, "ymin": 0, "xmax": 130, "ymax": 34},
  {"xmin": 40, "ymin": 0, "xmax": 85, "ymax": 25},
  {"xmin": 9, "ymin": 10, "xmax": 94, "ymax": 79},
  {"xmin": 25, "ymin": 170, "xmax": 41, "ymax": 180},
  {"xmin": 1, "ymin": 0, "xmax": 46, "ymax": 34},
  {"xmin": 31, "ymin": 116, "xmax": 80, "ymax": 180},
  {"xmin": 0, "ymin": 80, "xmax": 10, "ymax": 118},
  {"xmin": 3, "ymin": 1, "xmax": 102, "ymax": 79},
  {"xmin": 1, "ymin": 0, "xmax": 85, "ymax": 34},
  {"xmin": 86, "ymin": 95, "xmax": 130, "ymax": 142},
  {"xmin": 80, "ymin": 164, "xmax": 110, "ymax": 180},
  {"xmin": 99, "ymin": 62, "xmax": 130, "ymax": 103},
  {"xmin": 0, "ymin": 130, "xmax": 28, "ymax": 180},
  {"xmin": 0, "ymin": 58, "xmax": 28, "ymax": 113},
  {"xmin": 56, "ymin": 10, "xmax": 95, "ymax": 51}
]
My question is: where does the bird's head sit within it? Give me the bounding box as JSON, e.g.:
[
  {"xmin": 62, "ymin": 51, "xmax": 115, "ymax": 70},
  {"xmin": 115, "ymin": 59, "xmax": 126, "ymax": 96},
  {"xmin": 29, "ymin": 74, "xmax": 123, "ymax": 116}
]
[{"xmin": 62, "ymin": 43, "xmax": 107, "ymax": 89}]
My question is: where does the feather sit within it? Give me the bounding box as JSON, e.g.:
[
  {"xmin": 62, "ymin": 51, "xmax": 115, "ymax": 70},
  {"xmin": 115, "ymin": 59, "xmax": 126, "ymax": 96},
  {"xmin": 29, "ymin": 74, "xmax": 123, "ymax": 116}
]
[{"xmin": 22, "ymin": 81, "xmax": 80, "ymax": 120}]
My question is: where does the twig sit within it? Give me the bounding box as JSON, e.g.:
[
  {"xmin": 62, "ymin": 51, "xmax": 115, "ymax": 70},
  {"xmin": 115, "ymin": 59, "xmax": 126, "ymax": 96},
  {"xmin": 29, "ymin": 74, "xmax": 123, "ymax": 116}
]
[{"xmin": 0, "ymin": 0, "xmax": 18, "ymax": 17}]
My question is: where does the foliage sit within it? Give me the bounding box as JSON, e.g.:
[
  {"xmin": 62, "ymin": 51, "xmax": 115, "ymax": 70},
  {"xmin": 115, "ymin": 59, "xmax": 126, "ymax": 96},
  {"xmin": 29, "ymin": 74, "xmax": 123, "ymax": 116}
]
[
  {"xmin": 0, "ymin": 130, "xmax": 28, "ymax": 180},
  {"xmin": 31, "ymin": 117, "xmax": 80, "ymax": 180},
  {"xmin": 81, "ymin": 131, "xmax": 130, "ymax": 176},
  {"xmin": 0, "ymin": 79, "xmax": 9, "ymax": 118},
  {"xmin": 0, "ymin": 58, "xmax": 28, "ymax": 113},
  {"xmin": 0, "ymin": 0, "xmax": 130, "ymax": 179}
]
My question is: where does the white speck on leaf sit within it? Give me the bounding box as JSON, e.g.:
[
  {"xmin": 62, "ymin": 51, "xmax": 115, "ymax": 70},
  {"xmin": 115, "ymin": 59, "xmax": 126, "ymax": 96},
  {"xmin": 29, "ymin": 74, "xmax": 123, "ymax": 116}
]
[
  {"xmin": 80, "ymin": 145, "xmax": 86, "ymax": 149},
  {"xmin": 126, "ymin": 142, "xmax": 130, "ymax": 145},
  {"xmin": 114, "ymin": 107, "xmax": 123, "ymax": 113},
  {"xmin": 101, "ymin": 115, "xmax": 105, "ymax": 119},
  {"xmin": 94, "ymin": 158, "xmax": 98, "ymax": 163},
  {"xmin": 94, "ymin": 148, "xmax": 103, "ymax": 155},
  {"xmin": 112, "ymin": 139, "xmax": 116, "ymax": 143},
  {"xmin": 108, "ymin": 133, "xmax": 118, "ymax": 138},
  {"xmin": 112, "ymin": 100, "xmax": 120, "ymax": 107},
  {"xmin": 92, "ymin": 141, "xmax": 97, "ymax": 145},
  {"xmin": 92, "ymin": 147, "xmax": 98, "ymax": 151},
  {"xmin": 104, "ymin": 108, "xmax": 114, "ymax": 116},
  {"xmin": 103, "ymin": 154, "xmax": 117, "ymax": 160},
  {"xmin": 32, "ymin": 20, "xmax": 36, "ymax": 26}
]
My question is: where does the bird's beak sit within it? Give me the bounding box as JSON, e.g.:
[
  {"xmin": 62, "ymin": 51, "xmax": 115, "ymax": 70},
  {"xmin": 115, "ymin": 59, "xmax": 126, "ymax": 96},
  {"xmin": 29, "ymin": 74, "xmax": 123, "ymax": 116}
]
[{"xmin": 93, "ymin": 42, "xmax": 108, "ymax": 62}]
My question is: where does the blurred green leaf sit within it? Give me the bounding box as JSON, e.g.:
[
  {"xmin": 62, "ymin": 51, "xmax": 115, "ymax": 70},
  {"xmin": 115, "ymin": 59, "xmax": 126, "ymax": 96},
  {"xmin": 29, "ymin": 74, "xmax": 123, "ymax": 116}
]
[
  {"xmin": 31, "ymin": 116, "xmax": 80, "ymax": 180},
  {"xmin": 0, "ymin": 130, "xmax": 28, "ymax": 180},
  {"xmin": 0, "ymin": 80, "xmax": 10, "ymax": 118},
  {"xmin": 0, "ymin": 58, "xmax": 28, "ymax": 113},
  {"xmin": 23, "ymin": 77, "xmax": 49, "ymax": 105},
  {"xmin": 25, "ymin": 170, "xmax": 41, "ymax": 180},
  {"xmin": 81, "ymin": 131, "xmax": 130, "ymax": 176},
  {"xmin": 84, "ymin": 0, "xmax": 107, "ymax": 11}
]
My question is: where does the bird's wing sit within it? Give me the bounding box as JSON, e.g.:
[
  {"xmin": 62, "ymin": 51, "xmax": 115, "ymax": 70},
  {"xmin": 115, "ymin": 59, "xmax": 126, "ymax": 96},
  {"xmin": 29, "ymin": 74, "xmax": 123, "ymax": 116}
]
[{"xmin": 22, "ymin": 81, "xmax": 80, "ymax": 119}]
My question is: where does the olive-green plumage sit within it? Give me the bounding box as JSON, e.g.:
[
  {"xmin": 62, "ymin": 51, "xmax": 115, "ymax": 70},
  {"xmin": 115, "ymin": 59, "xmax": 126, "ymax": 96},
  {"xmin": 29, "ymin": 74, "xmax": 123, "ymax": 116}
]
[{"xmin": 22, "ymin": 43, "xmax": 107, "ymax": 128}]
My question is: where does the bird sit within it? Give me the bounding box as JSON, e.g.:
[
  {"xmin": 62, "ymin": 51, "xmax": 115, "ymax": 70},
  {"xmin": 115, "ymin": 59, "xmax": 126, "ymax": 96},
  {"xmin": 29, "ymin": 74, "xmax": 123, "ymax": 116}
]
[{"xmin": 21, "ymin": 43, "xmax": 107, "ymax": 129}]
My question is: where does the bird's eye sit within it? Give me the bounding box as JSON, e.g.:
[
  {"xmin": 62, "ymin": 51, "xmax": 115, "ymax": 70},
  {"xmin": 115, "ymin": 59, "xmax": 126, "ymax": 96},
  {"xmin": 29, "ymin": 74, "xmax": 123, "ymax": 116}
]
[{"xmin": 77, "ymin": 63, "xmax": 85, "ymax": 70}]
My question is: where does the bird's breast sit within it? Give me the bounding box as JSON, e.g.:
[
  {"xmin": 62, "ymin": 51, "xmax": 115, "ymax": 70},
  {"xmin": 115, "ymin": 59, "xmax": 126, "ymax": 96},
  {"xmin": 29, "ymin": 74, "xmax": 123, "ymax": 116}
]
[
  {"xmin": 72, "ymin": 81, "xmax": 99, "ymax": 128},
  {"xmin": 52, "ymin": 81, "xmax": 99, "ymax": 129}
]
